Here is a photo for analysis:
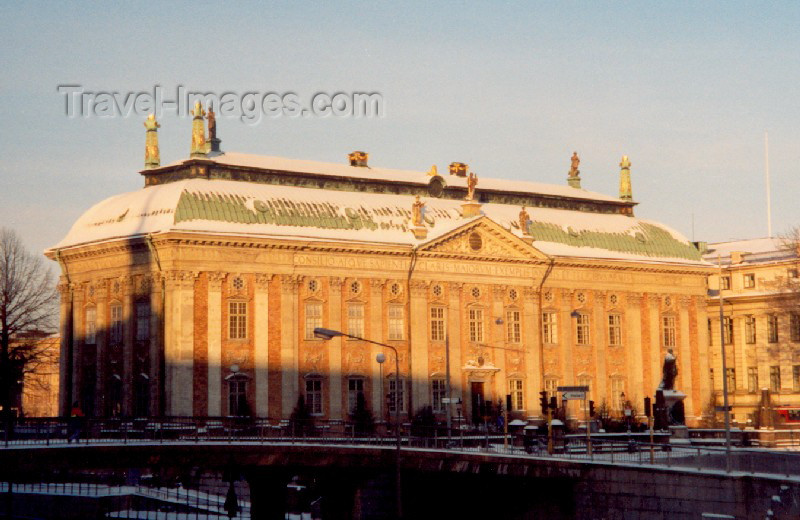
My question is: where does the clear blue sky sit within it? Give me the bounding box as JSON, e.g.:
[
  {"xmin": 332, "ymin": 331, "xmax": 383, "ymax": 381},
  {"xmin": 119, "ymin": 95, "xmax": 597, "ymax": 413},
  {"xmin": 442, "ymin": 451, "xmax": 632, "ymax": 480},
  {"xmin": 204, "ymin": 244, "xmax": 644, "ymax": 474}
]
[{"xmin": 2, "ymin": 1, "xmax": 798, "ymax": 264}]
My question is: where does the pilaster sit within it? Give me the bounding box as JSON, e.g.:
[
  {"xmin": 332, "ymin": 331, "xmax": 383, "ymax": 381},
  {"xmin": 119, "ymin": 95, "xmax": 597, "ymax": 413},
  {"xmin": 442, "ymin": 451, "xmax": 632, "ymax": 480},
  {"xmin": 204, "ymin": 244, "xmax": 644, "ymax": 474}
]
[
  {"xmin": 447, "ymin": 283, "xmax": 463, "ymax": 417},
  {"xmin": 522, "ymin": 287, "xmax": 539, "ymax": 417},
  {"xmin": 149, "ymin": 273, "xmax": 163, "ymax": 415},
  {"xmin": 57, "ymin": 281, "xmax": 73, "ymax": 416},
  {"xmin": 164, "ymin": 270, "xmax": 196, "ymax": 416},
  {"xmin": 94, "ymin": 281, "xmax": 108, "ymax": 416},
  {"xmin": 120, "ymin": 276, "xmax": 134, "ymax": 416},
  {"xmin": 280, "ymin": 275, "xmax": 301, "ymax": 418},
  {"xmin": 369, "ymin": 279, "xmax": 387, "ymax": 415},
  {"xmin": 559, "ymin": 289, "xmax": 574, "ymax": 386},
  {"xmin": 593, "ymin": 291, "xmax": 607, "ymax": 404},
  {"xmin": 207, "ymin": 272, "xmax": 224, "ymax": 416},
  {"xmin": 648, "ymin": 294, "xmax": 661, "ymax": 399},
  {"xmin": 254, "ymin": 274, "xmax": 271, "ymax": 417},
  {"xmin": 410, "ymin": 280, "xmax": 429, "ymax": 410},
  {"xmin": 626, "ymin": 293, "xmax": 644, "ymax": 402},
  {"xmin": 491, "ymin": 286, "xmax": 506, "ymax": 401},
  {"xmin": 328, "ymin": 277, "xmax": 344, "ymax": 419},
  {"xmin": 71, "ymin": 287, "xmax": 85, "ymax": 408},
  {"xmin": 679, "ymin": 296, "xmax": 695, "ymax": 416}
]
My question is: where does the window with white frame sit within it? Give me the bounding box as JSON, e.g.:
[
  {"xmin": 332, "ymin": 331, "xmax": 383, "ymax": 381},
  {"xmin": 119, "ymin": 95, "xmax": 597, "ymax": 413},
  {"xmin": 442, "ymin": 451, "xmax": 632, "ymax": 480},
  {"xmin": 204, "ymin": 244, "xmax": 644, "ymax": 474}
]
[
  {"xmin": 506, "ymin": 309, "xmax": 521, "ymax": 343},
  {"xmin": 347, "ymin": 378, "xmax": 364, "ymax": 414},
  {"xmin": 542, "ymin": 312, "xmax": 558, "ymax": 344},
  {"xmin": 722, "ymin": 317, "xmax": 733, "ymax": 345},
  {"xmin": 347, "ymin": 303, "xmax": 364, "ymax": 338},
  {"xmin": 610, "ymin": 378, "xmax": 625, "ymax": 411},
  {"xmin": 387, "ymin": 377, "xmax": 406, "ymax": 413},
  {"xmin": 85, "ymin": 306, "xmax": 97, "ymax": 345},
  {"xmin": 305, "ymin": 378, "xmax": 323, "ymax": 415},
  {"xmin": 305, "ymin": 302, "xmax": 322, "ymax": 340},
  {"xmin": 388, "ymin": 305, "xmax": 405, "ymax": 340},
  {"xmin": 608, "ymin": 314, "xmax": 621, "ymax": 346},
  {"xmin": 508, "ymin": 379, "xmax": 524, "ymax": 411},
  {"xmin": 770, "ymin": 366, "xmax": 781, "ymax": 393},
  {"xmin": 431, "ymin": 378, "xmax": 446, "ymax": 413},
  {"xmin": 768, "ymin": 314, "xmax": 779, "ymax": 343},
  {"xmin": 720, "ymin": 276, "xmax": 731, "ymax": 290},
  {"xmin": 575, "ymin": 313, "xmax": 590, "ymax": 345},
  {"xmin": 468, "ymin": 307, "xmax": 484, "ymax": 342},
  {"xmin": 662, "ymin": 315, "xmax": 676, "ymax": 348},
  {"xmin": 110, "ymin": 303, "xmax": 123, "ymax": 345},
  {"xmin": 577, "ymin": 375, "xmax": 591, "ymax": 396},
  {"xmin": 544, "ymin": 377, "xmax": 559, "ymax": 401},
  {"xmin": 135, "ymin": 302, "xmax": 150, "ymax": 342},
  {"xmin": 229, "ymin": 301, "xmax": 247, "ymax": 339},
  {"xmin": 430, "ymin": 306, "xmax": 445, "ymax": 342},
  {"xmin": 726, "ymin": 368, "xmax": 736, "ymax": 392},
  {"xmin": 748, "ymin": 367, "xmax": 759, "ymax": 394},
  {"xmin": 743, "ymin": 273, "xmax": 755, "ymax": 289},
  {"xmin": 745, "ymin": 315, "xmax": 756, "ymax": 344}
]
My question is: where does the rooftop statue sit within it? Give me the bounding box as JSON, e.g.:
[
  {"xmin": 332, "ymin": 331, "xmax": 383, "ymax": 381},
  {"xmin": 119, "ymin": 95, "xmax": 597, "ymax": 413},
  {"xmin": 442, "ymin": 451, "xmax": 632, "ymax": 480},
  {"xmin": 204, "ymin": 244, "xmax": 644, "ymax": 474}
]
[
  {"xmin": 143, "ymin": 113, "xmax": 161, "ymax": 169},
  {"xmin": 412, "ymin": 195, "xmax": 424, "ymax": 227},
  {"xmin": 466, "ymin": 172, "xmax": 478, "ymax": 201},
  {"xmin": 207, "ymin": 107, "xmax": 217, "ymax": 141},
  {"xmin": 569, "ymin": 152, "xmax": 580, "ymax": 178},
  {"xmin": 190, "ymin": 101, "xmax": 208, "ymax": 156},
  {"xmin": 519, "ymin": 206, "xmax": 530, "ymax": 235}
]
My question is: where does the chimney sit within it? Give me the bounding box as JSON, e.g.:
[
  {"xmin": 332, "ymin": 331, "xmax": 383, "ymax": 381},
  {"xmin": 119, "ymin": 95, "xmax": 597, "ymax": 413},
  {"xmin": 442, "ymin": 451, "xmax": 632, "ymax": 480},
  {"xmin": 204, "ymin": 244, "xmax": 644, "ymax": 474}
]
[
  {"xmin": 692, "ymin": 241, "xmax": 708, "ymax": 254},
  {"xmin": 449, "ymin": 162, "xmax": 468, "ymax": 177},
  {"xmin": 730, "ymin": 251, "xmax": 746, "ymax": 264},
  {"xmin": 348, "ymin": 151, "xmax": 368, "ymax": 167}
]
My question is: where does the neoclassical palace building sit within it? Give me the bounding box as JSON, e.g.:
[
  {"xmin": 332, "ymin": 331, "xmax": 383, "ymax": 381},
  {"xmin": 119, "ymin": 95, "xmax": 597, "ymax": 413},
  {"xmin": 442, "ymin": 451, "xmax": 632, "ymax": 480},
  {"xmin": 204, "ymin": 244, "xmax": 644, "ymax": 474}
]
[{"xmin": 47, "ymin": 110, "xmax": 712, "ymax": 424}]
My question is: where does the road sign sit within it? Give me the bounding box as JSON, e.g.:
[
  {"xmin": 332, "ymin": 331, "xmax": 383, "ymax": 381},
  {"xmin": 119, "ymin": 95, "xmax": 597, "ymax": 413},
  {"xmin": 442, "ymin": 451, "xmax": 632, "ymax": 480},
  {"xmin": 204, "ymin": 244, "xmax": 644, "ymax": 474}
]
[
  {"xmin": 715, "ymin": 405, "xmax": 732, "ymax": 412},
  {"xmin": 562, "ymin": 391, "xmax": 586, "ymax": 400},
  {"xmin": 557, "ymin": 386, "xmax": 589, "ymax": 393},
  {"xmin": 442, "ymin": 397, "xmax": 462, "ymax": 404}
]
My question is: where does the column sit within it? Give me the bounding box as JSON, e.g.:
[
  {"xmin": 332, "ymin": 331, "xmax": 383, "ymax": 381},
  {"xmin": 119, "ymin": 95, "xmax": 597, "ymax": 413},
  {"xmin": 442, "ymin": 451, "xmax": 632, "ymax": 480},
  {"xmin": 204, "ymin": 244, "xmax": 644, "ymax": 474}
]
[
  {"xmin": 410, "ymin": 280, "xmax": 429, "ymax": 411},
  {"xmin": 121, "ymin": 276, "xmax": 135, "ymax": 416},
  {"xmin": 163, "ymin": 270, "xmax": 195, "ymax": 416},
  {"xmin": 491, "ymin": 286, "xmax": 506, "ymax": 402},
  {"xmin": 369, "ymin": 279, "xmax": 386, "ymax": 415},
  {"xmin": 625, "ymin": 293, "xmax": 644, "ymax": 403},
  {"xmin": 559, "ymin": 289, "xmax": 574, "ymax": 386},
  {"xmin": 280, "ymin": 275, "xmax": 300, "ymax": 418},
  {"xmin": 57, "ymin": 281, "xmax": 73, "ymax": 416},
  {"xmin": 207, "ymin": 272, "xmax": 224, "ymax": 416},
  {"xmin": 254, "ymin": 274, "xmax": 271, "ymax": 417},
  {"xmin": 447, "ymin": 283, "xmax": 463, "ymax": 417},
  {"xmin": 149, "ymin": 273, "xmax": 163, "ymax": 415},
  {"xmin": 679, "ymin": 296, "xmax": 695, "ymax": 417},
  {"xmin": 522, "ymin": 287, "xmax": 539, "ymax": 418},
  {"xmin": 70, "ymin": 286, "xmax": 85, "ymax": 408},
  {"xmin": 328, "ymin": 277, "xmax": 344, "ymax": 420}
]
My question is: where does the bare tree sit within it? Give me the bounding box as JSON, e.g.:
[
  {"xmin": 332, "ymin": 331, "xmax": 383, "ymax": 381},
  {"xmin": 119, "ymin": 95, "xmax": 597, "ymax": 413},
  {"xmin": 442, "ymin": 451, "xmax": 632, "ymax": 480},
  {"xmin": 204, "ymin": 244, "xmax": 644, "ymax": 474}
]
[{"xmin": 0, "ymin": 228, "xmax": 56, "ymax": 419}]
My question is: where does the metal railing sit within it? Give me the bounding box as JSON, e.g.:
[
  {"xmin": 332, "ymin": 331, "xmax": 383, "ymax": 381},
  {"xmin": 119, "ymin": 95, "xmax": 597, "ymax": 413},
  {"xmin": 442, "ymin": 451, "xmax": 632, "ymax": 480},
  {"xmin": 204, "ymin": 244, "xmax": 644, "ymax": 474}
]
[{"xmin": 3, "ymin": 417, "xmax": 800, "ymax": 479}]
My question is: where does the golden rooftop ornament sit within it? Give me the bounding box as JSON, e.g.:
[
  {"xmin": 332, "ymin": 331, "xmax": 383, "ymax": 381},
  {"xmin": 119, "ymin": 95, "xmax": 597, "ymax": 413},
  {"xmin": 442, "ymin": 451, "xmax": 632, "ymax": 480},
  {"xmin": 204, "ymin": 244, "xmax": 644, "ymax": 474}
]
[
  {"xmin": 144, "ymin": 113, "xmax": 161, "ymax": 169},
  {"xmin": 190, "ymin": 101, "xmax": 210, "ymax": 157}
]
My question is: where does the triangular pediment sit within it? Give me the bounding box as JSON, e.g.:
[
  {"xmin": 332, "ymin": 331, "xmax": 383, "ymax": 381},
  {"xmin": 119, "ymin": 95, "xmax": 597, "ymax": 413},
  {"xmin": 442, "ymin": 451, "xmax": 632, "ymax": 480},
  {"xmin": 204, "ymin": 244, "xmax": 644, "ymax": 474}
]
[{"xmin": 418, "ymin": 216, "xmax": 549, "ymax": 261}]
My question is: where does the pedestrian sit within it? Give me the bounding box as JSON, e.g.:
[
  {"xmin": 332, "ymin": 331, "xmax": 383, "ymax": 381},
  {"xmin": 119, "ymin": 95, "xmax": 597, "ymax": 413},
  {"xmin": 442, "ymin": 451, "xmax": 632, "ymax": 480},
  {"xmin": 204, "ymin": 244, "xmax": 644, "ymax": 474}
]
[{"xmin": 68, "ymin": 402, "xmax": 84, "ymax": 443}]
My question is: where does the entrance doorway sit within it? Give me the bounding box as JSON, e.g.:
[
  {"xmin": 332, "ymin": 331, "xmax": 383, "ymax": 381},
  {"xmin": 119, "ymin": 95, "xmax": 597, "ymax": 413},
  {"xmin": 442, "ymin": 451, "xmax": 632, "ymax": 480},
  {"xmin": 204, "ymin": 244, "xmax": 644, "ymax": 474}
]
[{"xmin": 470, "ymin": 382, "xmax": 485, "ymax": 425}]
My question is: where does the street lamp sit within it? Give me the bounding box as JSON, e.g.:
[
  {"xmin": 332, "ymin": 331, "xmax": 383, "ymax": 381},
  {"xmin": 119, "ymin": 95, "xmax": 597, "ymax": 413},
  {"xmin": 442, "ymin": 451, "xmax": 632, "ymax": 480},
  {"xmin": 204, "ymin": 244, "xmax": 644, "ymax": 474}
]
[{"xmin": 313, "ymin": 327, "xmax": 403, "ymax": 518}]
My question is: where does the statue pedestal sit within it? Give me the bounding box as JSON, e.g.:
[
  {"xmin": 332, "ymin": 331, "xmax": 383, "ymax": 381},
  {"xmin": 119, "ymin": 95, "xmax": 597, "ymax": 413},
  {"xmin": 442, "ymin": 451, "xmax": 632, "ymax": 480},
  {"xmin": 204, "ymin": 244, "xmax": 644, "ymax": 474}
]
[
  {"xmin": 411, "ymin": 226, "xmax": 428, "ymax": 239},
  {"xmin": 461, "ymin": 201, "xmax": 481, "ymax": 218},
  {"xmin": 662, "ymin": 389, "xmax": 686, "ymax": 408},
  {"xmin": 520, "ymin": 235, "xmax": 534, "ymax": 245}
]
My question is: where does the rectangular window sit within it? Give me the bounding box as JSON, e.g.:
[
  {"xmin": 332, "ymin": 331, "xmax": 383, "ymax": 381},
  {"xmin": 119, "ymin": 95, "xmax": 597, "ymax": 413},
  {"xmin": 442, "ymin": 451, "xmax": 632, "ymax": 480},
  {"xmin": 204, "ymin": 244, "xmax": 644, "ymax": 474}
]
[
  {"xmin": 745, "ymin": 315, "xmax": 756, "ymax": 344},
  {"xmin": 725, "ymin": 368, "xmax": 736, "ymax": 392},
  {"xmin": 506, "ymin": 309, "xmax": 521, "ymax": 343},
  {"xmin": 135, "ymin": 302, "xmax": 150, "ymax": 342},
  {"xmin": 228, "ymin": 376, "xmax": 248, "ymax": 416},
  {"xmin": 575, "ymin": 313, "xmax": 590, "ymax": 345},
  {"xmin": 110, "ymin": 304, "xmax": 123, "ymax": 345},
  {"xmin": 608, "ymin": 314, "xmax": 621, "ymax": 346},
  {"xmin": 229, "ymin": 301, "xmax": 247, "ymax": 339},
  {"xmin": 610, "ymin": 378, "xmax": 625, "ymax": 411},
  {"xmin": 388, "ymin": 305, "xmax": 405, "ymax": 340},
  {"xmin": 347, "ymin": 378, "xmax": 364, "ymax": 414},
  {"xmin": 542, "ymin": 312, "xmax": 558, "ymax": 344},
  {"xmin": 388, "ymin": 378, "xmax": 406, "ymax": 413},
  {"xmin": 770, "ymin": 366, "xmax": 781, "ymax": 393},
  {"xmin": 508, "ymin": 379, "xmax": 524, "ymax": 411},
  {"xmin": 306, "ymin": 378, "xmax": 323, "ymax": 415},
  {"xmin": 431, "ymin": 379, "xmax": 446, "ymax": 413},
  {"xmin": 430, "ymin": 307, "xmax": 446, "ymax": 342},
  {"xmin": 347, "ymin": 303, "xmax": 364, "ymax": 338},
  {"xmin": 743, "ymin": 273, "xmax": 755, "ymax": 288},
  {"xmin": 722, "ymin": 317, "xmax": 733, "ymax": 345},
  {"xmin": 720, "ymin": 276, "xmax": 731, "ymax": 290},
  {"xmin": 469, "ymin": 308, "xmax": 484, "ymax": 343},
  {"xmin": 304, "ymin": 302, "xmax": 322, "ymax": 340},
  {"xmin": 791, "ymin": 313, "xmax": 800, "ymax": 343},
  {"xmin": 85, "ymin": 307, "xmax": 97, "ymax": 345},
  {"xmin": 544, "ymin": 377, "xmax": 559, "ymax": 401},
  {"xmin": 748, "ymin": 367, "xmax": 758, "ymax": 394},
  {"xmin": 768, "ymin": 314, "xmax": 779, "ymax": 343},
  {"xmin": 794, "ymin": 366, "xmax": 800, "ymax": 392},
  {"xmin": 662, "ymin": 316, "xmax": 676, "ymax": 348}
]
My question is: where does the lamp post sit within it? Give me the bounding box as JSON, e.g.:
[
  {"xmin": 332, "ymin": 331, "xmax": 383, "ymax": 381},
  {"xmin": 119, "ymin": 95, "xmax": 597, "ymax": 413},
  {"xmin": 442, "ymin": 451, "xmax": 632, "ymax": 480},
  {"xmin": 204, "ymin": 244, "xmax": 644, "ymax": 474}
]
[{"xmin": 314, "ymin": 327, "xmax": 403, "ymax": 519}]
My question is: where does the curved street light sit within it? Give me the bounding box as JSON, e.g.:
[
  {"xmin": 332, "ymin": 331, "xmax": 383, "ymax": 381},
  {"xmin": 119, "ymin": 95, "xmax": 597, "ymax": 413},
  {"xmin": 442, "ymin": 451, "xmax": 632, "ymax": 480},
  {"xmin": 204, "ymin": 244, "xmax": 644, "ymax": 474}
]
[{"xmin": 313, "ymin": 327, "xmax": 403, "ymax": 518}]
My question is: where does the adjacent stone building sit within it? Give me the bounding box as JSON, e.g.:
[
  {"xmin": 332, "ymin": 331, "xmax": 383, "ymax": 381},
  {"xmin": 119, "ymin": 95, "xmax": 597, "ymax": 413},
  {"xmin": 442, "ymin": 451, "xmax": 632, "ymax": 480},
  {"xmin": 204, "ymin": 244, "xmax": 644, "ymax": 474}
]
[
  {"xmin": 705, "ymin": 237, "xmax": 800, "ymax": 423},
  {"xmin": 47, "ymin": 116, "xmax": 712, "ymax": 425}
]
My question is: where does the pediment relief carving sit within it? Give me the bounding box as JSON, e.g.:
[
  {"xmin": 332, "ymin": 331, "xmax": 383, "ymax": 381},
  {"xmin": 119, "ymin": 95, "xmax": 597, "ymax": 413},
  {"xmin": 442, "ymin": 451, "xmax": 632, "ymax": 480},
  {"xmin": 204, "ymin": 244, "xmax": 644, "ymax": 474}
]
[{"xmin": 418, "ymin": 218, "xmax": 547, "ymax": 261}]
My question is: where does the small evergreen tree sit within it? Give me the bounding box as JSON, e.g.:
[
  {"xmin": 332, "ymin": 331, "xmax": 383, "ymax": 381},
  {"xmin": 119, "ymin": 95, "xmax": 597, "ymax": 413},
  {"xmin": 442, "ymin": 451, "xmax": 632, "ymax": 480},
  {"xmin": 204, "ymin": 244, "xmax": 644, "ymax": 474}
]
[{"xmin": 289, "ymin": 395, "xmax": 315, "ymax": 436}]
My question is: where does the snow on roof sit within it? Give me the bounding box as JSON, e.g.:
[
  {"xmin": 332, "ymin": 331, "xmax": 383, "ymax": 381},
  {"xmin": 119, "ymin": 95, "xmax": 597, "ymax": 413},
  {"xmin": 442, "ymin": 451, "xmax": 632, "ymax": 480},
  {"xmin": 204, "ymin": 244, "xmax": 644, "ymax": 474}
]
[
  {"xmin": 51, "ymin": 178, "xmax": 705, "ymax": 265},
  {"xmin": 704, "ymin": 237, "xmax": 796, "ymax": 265},
  {"xmin": 163, "ymin": 152, "xmax": 625, "ymax": 204}
]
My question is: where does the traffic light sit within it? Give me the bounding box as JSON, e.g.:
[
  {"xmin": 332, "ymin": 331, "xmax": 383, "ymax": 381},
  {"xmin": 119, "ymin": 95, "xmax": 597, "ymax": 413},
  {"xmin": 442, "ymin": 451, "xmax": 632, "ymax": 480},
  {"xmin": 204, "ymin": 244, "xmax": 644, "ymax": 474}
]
[
  {"xmin": 539, "ymin": 391, "xmax": 548, "ymax": 414},
  {"xmin": 644, "ymin": 397, "xmax": 652, "ymax": 417},
  {"xmin": 549, "ymin": 396, "xmax": 557, "ymax": 411},
  {"xmin": 589, "ymin": 400, "xmax": 595, "ymax": 417}
]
